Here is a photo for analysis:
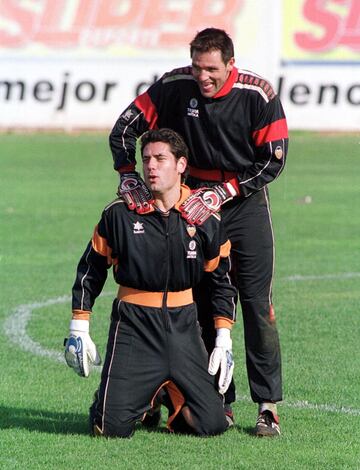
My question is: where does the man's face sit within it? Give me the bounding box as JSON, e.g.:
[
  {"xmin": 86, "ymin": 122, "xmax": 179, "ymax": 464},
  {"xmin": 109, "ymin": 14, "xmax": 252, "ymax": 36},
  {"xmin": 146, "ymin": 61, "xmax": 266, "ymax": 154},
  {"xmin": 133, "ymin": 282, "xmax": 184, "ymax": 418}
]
[
  {"xmin": 191, "ymin": 49, "xmax": 234, "ymax": 98},
  {"xmin": 142, "ymin": 141, "xmax": 186, "ymax": 195}
]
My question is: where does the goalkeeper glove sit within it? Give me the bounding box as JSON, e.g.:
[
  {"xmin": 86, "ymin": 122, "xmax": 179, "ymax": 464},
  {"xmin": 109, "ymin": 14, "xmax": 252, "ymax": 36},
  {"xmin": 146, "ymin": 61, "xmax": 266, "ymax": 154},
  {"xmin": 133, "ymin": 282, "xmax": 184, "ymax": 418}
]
[
  {"xmin": 179, "ymin": 180, "xmax": 239, "ymax": 225},
  {"xmin": 118, "ymin": 171, "xmax": 154, "ymax": 214},
  {"xmin": 64, "ymin": 319, "xmax": 101, "ymax": 378},
  {"xmin": 208, "ymin": 328, "xmax": 234, "ymax": 394}
]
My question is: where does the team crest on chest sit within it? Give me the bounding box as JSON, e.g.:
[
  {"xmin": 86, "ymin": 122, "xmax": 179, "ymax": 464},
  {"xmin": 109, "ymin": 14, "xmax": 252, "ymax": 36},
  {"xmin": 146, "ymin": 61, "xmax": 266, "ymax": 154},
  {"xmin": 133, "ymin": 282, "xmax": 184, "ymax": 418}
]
[{"xmin": 186, "ymin": 225, "xmax": 196, "ymax": 237}]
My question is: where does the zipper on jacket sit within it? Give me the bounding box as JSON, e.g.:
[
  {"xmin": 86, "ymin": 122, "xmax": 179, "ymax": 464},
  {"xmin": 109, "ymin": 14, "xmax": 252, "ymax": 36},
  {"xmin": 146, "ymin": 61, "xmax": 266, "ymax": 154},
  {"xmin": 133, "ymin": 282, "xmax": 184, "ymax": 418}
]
[{"xmin": 161, "ymin": 215, "xmax": 171, "ymax": 332}]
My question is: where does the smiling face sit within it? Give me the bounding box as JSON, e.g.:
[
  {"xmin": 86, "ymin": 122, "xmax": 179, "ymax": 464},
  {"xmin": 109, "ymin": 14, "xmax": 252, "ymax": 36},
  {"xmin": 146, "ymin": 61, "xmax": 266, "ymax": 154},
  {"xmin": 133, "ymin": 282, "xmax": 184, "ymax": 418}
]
[
  {"xmin": 191, "ymin": 49, "xmax": 234, "ymax": 98},
  {"xmin": 142, "ymin": 141, "xmax": 187, "ymax": 196}
]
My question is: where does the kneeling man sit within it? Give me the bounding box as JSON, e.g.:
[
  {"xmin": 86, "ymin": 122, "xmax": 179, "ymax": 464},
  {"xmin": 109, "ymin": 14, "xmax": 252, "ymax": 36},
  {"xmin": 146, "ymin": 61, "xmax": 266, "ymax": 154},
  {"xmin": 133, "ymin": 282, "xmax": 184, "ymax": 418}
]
[{"xmin": 64, "ymin": 129, "xmax": 237, "ymax": 437}]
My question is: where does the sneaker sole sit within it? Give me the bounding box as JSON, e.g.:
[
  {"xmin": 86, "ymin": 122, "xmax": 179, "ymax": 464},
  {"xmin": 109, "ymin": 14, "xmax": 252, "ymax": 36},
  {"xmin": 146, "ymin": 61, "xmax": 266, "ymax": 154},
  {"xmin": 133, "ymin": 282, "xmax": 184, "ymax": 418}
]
[{"xmin": 255, "ymin": 425, "xmax": 280, "ymax": 437}]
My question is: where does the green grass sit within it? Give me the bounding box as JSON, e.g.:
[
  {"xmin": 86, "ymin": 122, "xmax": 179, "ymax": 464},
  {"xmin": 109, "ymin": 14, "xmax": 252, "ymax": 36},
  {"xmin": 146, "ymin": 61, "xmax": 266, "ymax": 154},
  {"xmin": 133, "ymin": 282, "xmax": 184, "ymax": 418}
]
[{"xmin": 1, "ymin": 132, "xmax": 360, "ymax": 469}]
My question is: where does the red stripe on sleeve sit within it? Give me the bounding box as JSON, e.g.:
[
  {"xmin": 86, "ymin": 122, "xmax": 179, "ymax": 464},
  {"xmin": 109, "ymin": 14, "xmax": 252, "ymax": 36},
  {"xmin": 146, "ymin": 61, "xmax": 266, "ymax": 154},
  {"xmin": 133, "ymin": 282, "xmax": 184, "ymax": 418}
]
[
  {"xmin": 134, "ymin": 92, "xmax": 159, "ymax": 129},
  {"xmin": 118, "ymin": 164, "xmax": 136, "ymax": 173},
  {"xmin": 252, "ymin": 118, "xmax": 288, "ymax": 146}
]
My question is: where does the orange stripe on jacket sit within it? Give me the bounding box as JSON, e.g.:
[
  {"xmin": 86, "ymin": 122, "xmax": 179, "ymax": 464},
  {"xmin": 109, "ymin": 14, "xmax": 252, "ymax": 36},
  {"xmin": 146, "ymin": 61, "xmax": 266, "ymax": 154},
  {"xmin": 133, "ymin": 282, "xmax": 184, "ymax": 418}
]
[
  {"xmin": 91, "ymin": 225, "xmax": 113, "ymax": 265},
  {"xmin": 134, "ymin": 93, "xmax": 158, "ymax": 129},
  {"xmin": 252, "ymin": 118, "xmax": 288, "ymax": 147},
  {"xmin": 204, "ymin": 240, "xmax": 231, "ymax": 272}
]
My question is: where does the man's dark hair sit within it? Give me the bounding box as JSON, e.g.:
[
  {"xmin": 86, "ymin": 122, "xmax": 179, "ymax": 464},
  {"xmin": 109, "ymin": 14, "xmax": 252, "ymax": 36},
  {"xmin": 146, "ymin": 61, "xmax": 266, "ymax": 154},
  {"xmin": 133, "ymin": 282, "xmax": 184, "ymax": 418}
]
[
  {"xmin": 140, "ymin": 128, "xmax": 189, "ymax": 161},
  {"xmin": 190, "ymin": 28, "xmax": 234, "ymax": 64}
]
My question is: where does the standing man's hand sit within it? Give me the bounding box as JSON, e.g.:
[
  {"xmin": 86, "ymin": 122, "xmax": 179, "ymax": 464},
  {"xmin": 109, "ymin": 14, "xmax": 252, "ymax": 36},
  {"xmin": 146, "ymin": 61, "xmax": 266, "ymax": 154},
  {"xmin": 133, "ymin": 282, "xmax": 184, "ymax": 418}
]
[
  {"xmin": 208, "ymin": 328, "xmax": 234, "ymax": 394},
  {"xmin": 118, "ymin": 171, "xmax": 154, "ymax": 214},
  {"xmin": 179, "ymin": 181, "xmax": 239, "ymax": 225}
]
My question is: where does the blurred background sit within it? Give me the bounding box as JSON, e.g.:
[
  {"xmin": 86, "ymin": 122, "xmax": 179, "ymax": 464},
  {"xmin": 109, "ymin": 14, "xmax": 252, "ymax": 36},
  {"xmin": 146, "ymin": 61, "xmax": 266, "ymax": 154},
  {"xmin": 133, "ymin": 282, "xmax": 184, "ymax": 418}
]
[{"xmin": 1, "ymin": 0, "xmax": 359, "ymax": 132}]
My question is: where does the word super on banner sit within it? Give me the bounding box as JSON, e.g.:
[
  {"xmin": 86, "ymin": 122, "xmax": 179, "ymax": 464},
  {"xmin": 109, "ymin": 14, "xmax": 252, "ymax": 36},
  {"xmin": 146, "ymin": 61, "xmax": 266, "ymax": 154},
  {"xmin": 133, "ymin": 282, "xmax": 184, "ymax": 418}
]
[
  {"xmin": 0, "ymin": 0, "xmax": 359, "ymax": 131},
  {"xmin": 283, "ymin": 0, "xmax": 360, "ymax": 63},
  {"xmin": 0, "ymin": 0, "xmax": 245, "ymax": 129},
  {"xmin": 0, "ymin": 0, "xmax": 243, "ymax": 51},
  {"xmin": 279, "ymin": 0, "xmax": 360, "ymax": 130}
]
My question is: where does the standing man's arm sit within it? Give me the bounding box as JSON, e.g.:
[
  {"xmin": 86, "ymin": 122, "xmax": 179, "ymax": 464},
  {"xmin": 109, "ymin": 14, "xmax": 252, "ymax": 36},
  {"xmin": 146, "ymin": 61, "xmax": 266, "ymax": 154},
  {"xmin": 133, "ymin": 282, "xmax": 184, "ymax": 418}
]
[
  {"xmin": 109, "ymin": 91, "xmax": 160, "ymax": 213},
  {"xmin": 109, "ymin": 97, "xmax": 156, "ymax": 172},
  {"xmin": 180, "ymin": 94, "xmax": 288, "ymax": 225},
  {"xmin": 238, "ymin": 95, "xmax": 289, "ymax": 197}
]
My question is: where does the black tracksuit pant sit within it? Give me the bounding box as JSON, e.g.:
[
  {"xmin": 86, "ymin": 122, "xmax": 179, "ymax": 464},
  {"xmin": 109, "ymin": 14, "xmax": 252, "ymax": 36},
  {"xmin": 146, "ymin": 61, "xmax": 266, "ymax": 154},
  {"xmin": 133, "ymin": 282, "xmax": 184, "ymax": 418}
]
[
  {"xmin": 90, "ymin": 299, "xmax": 228, "ymax": 437},
  {"xmin": 190, "ymin": 184, "xmax": 282, "ymax": 404}
]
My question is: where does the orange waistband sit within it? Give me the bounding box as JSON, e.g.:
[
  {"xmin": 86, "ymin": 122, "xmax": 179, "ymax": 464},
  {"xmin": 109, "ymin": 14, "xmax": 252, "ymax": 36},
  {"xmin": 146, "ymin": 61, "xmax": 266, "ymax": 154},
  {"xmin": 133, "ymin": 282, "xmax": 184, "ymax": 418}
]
[
  {"xmin": 117, "ymin": 286, "xmax": 193, "ymax": 308},
  {"xmin": 188, "ymin": 166, "xmax": 238, "ymax": 182}
]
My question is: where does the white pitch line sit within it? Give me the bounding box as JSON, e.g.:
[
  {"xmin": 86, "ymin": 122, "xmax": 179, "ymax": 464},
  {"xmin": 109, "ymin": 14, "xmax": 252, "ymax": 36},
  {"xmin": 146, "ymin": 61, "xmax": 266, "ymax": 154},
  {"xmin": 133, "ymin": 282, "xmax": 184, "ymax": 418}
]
[
  {"xmin": 3, "ymin": 293, "xmax": 113, "ymax": 369},
  {"xmin": 3, "ymin": 295, "xmax": 71, "ymax": 364},
  {"xmin": 235, "ymin": 395, "xmax": 360, "ymax": 417},
  {"xmin": 3, "ymin": 286, "xmax": 360, "ymax": 418},
  {"xmin": 281, "ymin": 272, "xmax": 360, "ymax": 282},
  {"xmin": 285, "ymin": 400, "xmax": 360, "ymax": 417}
]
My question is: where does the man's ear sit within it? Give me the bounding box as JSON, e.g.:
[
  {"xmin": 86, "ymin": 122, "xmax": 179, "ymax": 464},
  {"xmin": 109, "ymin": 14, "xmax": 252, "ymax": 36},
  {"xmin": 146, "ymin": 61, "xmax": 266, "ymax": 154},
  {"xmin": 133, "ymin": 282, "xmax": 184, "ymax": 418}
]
[
  {"xmin": 177, "ymin": 156, "xmax": 188, "ymax": 175},
  {"xmin": 227, "ymin": 57, "xmax": 235, "ymax": 71}
]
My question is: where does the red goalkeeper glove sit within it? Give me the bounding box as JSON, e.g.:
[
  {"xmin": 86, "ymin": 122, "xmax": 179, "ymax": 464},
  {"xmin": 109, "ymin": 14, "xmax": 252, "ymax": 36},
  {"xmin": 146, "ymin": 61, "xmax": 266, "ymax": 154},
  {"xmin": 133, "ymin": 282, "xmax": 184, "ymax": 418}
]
[
  {"xmin": 179, "ymin": 180, "xmax": 239, "ymax": 225},
  {"xmin": 118, "ymin": 171, "xmax": 154, "ymax": 214}
]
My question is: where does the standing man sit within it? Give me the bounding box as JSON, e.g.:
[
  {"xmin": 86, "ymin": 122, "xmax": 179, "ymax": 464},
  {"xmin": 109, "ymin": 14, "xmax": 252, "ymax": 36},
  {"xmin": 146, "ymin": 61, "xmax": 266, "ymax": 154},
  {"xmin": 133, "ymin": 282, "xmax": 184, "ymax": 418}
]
[
  {"xmin": 64, "ymin": 128, "xmax": 237, "ymax": 438},
  {"xmin": 109, "ymin": 28, "xmax": 288, "ymax": 436}
]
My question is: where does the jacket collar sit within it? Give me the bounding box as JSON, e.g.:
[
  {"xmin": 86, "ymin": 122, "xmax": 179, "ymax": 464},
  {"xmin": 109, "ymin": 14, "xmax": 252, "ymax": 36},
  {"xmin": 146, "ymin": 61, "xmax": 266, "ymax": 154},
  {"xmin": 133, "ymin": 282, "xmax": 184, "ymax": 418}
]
[
  {"xmin": 143, "ymin": 184, "xmax": 190, "ymax": 215},
  {"xmin": 174, "ymin": 184, "xmax": 192, "ymax": 211},
  {"xmin": 213, "ymin": 66, "xmax": 238, "ymax": 99}
]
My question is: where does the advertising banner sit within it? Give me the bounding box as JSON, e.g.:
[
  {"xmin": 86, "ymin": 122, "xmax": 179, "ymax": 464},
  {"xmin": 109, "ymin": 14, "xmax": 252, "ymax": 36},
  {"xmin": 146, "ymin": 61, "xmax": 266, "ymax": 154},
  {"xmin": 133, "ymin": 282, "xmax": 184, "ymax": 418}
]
[
  {"xmin": 0, "ymin": 0, "xmax": 359, "ymax": 131},
  {"xmin": 280, "ymin": 0, "xmax": 360, "ymax": 130}
]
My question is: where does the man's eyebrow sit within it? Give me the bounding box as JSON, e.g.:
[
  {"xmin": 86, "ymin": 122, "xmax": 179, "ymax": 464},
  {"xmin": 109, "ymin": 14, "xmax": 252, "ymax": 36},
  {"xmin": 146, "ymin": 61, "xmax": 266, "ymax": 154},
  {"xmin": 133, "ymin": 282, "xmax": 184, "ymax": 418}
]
[{"xmin": 142, "ymin": 153, "xmax": 168, "ymax": 159}]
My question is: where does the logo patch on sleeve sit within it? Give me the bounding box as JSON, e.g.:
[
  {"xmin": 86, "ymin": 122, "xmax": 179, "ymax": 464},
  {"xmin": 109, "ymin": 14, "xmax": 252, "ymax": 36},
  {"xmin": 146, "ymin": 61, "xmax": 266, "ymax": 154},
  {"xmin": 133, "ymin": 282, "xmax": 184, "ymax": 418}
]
[{"xmin": 274, "ymin": 146, "xmax": 283, "ymax": 159}]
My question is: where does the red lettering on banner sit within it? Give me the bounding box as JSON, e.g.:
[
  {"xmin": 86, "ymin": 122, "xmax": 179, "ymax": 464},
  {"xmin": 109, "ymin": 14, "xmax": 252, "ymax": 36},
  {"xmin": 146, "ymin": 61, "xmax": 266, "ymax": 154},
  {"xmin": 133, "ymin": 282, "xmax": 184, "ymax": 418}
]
[
  {"xmin": 342, "ymin": 0, "xmax": 360, "ymax": 48},
  {"xmin": 142, "ymin": 0, "xmax": 184, "ymax": 29},
  {"xmin": 0, "ymin": 0, "xmax": 37, "ymax": 46},
  {"xmin": 33, "ymin": 0, "xmax": 81, "ymax": 46},
  {"xmin": 93, "ymin": 0, "xmax": 139, "ymax": 27},
  {"xmin": 295, "ymin": 0, "xmax": 360, "ymax": 52},
  {"xmin": 0, "ymin": 0, "xmax": 243, "ymax": 49},
  {"xmin": 181, "ymin": 0, "xmax": 243, "ymax": 46}
]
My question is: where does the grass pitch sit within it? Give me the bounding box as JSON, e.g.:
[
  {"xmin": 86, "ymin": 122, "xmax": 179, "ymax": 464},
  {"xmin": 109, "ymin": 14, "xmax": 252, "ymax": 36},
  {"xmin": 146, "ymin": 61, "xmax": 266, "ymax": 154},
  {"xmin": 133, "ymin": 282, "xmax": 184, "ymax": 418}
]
[{"xmin": 1, "ymin": 132, "xmax": 360, "ymax": 469}]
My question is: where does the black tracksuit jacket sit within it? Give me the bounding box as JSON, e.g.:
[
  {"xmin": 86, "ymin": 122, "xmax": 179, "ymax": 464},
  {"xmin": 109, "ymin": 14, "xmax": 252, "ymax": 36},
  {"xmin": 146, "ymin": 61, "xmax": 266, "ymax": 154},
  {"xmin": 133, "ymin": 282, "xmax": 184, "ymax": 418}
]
[
  {"xmin": 72, "ymin": 185, "xmax": 236, "ymax": 328},
  {"xmin": 109, "ymin": 66, "xmax": 288, "ymax": 196}
]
